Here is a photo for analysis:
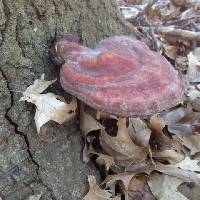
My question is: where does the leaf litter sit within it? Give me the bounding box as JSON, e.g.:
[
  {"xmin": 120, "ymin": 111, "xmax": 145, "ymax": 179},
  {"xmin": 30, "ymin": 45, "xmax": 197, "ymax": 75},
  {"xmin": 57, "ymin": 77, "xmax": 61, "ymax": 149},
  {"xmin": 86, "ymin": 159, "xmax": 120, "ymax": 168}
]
[{"xmin": 20, "ymin": 0, "xmax": 200, "ymax": 199}]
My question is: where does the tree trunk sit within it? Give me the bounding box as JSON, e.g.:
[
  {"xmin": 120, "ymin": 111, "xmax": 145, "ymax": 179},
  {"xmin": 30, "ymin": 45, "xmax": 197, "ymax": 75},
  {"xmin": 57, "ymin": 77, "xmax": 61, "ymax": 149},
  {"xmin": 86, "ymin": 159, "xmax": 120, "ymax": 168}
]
[{"xmin": 0, "ymin": 0, "xmax": 132, "ymax": 199}]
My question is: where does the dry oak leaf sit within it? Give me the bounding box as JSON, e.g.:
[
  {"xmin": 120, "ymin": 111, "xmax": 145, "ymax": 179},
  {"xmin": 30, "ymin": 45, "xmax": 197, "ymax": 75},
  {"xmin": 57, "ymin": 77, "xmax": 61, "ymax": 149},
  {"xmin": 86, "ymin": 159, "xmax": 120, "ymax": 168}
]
[
  {"xmin": 172, "ymin": 156, "xmax": 200, "ymax": 172},
  {"xmin": 148, "ymin": 172, "xmax": 188, "ymax": 200},
  {"xmin": 83, "ymin": 176, "xmax": 112, "ymax": 200},
  {"xmin": 20, "ymin": 74, "xmax": 77, "ymax": 133},
  {"xmin": 152, "ymin": 149, "xmax": 184, "ymax": 164},
  {"xmin": 111, "ymin": 196, "xmax": 121, "ymax": 200},
  {"xmin": 128, "ymin": 174, "xmax": 154, "ymax": 200},
  {"xmin": 163, "ymin": 44, "xmax": 178, "ymax": 60},
  {"xmin": 128, "ymin": 118, "xmax": 151, "ymax": 148},
  {"xmin": 96, "ymin": 154, "xmax": 115, "ymax": 171},
  {"xmin": 127, "ymin": 161, "xmax": 200, "ymax": 185},
  {"xmin": 149, "ymin": 114, "xmax": 183, "ymax": 154},
  {"xmin": 80, "ymin": 104, "xmax": 102, "ymax": 137},
  {"xmin": 163, "ymin": 107, "xmax": 200, "ymax": 155},
  {"xmin": 100, "ymin": 117, "xmax": 147, "ymax": 166},
  {"xmin": 103, "ymin": 172, "xmax": 136, "ymax": 192},
  {"xmin": 103, "ymin": 172, "xmax": 154, "ymax": 199},
  {"xmin": 149, "ymin": 114, "xmax": 171, "ymax": 145}
]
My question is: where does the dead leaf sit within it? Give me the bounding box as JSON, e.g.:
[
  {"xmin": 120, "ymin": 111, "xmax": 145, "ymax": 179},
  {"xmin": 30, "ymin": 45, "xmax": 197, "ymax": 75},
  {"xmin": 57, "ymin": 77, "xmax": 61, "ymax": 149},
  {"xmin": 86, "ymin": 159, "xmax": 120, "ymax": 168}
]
[
  {"xmin": 128, "ymin": 174, "xmax": 155, "ymax": 200},
  {"xmin": 126, "ymin": 160, "xmax": 155, "ymax": 175},
  {"xmin": 149, "ymin": 114, "xmax": 183, "ymax": 155},
  {"xmin": 96, "ymin": 154, "xmax": 115, "ymax": 170},
  {"xmin": 148, "ymin": 173, "xmax": 188, "ymax": 200},
  {"xmin": 152, "ymin": 149, "xmax": 185, "ymax": 164},
  {"xmin": 149, "ymin": 114, "xmax": 171, "ymax": 145},
  {"xmin": 163, "ymin": 44, "xmax": 178, "ymax": 60},
  {"xmin": 22, "ymin": 74, "xmax": 56, "ymax": 95},
  {"xmin": 187, "ymin": 47, "xmax": 200, "ymax": 83},
  {"xmin": 80, "ymin": 103, "xmax": 102, "ymax": 137},
  {"xmin": 127, "ymin": 161, "xmax": 200, "ymax": 185},
  {"xmin": 163, "ymin": 107, "xmax": 200, "ymax": 155},
  {"xmin": 83, "ymin": 176, "xmax": 112, "ymax": 200},
  {"xmin": 111, "ymin": 196, "xmax": 121, "ymax": 200},
  {"xmin": 172, "ymin": 156, "xmax": 200, "ymax": 172},
  {"xmin": 103, "ymin": 172, "xmax": 136, "ymax": 192},
  {"xmin": 128, "ymin": 118, "xmax": 151, "ymax": 147},
  {"xmin": 20, "ymin": 74, "xmax": 77, "ymax": 134},
  {"xmin": 156, "ymin": 162, "xmax": 200, "ymax": 185},
  {"xmin": 100, "ymin": 117, "xmax": 147, "ymax": 166},
  {"xmin": 174, "ymin": 134, "xmax": 200, "ymax": 155}
]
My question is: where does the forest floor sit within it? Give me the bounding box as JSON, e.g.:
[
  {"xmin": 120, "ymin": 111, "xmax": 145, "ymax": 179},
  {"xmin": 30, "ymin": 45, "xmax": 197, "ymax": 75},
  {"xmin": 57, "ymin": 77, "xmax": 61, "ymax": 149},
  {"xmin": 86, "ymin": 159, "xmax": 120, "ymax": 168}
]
[{"xmin": 82, "ymin": 0, "xmax": 200, "ymax": 199}]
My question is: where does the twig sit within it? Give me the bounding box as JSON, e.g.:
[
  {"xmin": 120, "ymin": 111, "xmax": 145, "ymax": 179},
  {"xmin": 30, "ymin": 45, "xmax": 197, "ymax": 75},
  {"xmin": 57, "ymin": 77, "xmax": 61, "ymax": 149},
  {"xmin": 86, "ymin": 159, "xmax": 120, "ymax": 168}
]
[
  {"xmin": 146, "ymin": 26, "xmax": 200, "ymax": 41},
  {"xmin": 163, "ymin": 16, "xmax": 200, "ymax": 26}
]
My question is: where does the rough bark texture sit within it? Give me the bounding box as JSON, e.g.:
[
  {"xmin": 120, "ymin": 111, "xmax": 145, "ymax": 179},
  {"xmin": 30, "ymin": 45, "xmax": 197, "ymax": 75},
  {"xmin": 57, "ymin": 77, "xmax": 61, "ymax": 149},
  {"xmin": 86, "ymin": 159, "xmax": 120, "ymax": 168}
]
[{"xmin": 0, "ymin": 0, "xmax": 131, "ymax": 199}]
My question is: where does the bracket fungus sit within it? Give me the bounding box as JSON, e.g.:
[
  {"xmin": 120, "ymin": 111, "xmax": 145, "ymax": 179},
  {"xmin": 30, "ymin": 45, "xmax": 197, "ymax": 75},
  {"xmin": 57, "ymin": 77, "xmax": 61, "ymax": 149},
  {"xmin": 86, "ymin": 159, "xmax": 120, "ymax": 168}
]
[{"xmin": 50, "ymin": 34, "xmax": 183, "ymax": 117}]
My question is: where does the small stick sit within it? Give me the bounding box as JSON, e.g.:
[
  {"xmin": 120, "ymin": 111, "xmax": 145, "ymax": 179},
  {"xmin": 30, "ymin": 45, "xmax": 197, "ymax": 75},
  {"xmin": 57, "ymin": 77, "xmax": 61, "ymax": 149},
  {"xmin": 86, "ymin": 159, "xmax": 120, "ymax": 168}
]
[
  {"xmin": 163, "ymin": 16, "xmax": 200, "ymax": 26},
  {"xmin": 142, "ymin": 26, "xmax": 200, "ymax": 41}
]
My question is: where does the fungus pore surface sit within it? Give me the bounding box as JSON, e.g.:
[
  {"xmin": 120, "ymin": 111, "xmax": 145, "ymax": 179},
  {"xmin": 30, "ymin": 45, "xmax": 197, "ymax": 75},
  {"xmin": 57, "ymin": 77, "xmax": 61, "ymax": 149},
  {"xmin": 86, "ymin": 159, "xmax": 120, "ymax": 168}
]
[{"xmin": 50, "ymin": 35, "xmax": 183, "ymax": 117}]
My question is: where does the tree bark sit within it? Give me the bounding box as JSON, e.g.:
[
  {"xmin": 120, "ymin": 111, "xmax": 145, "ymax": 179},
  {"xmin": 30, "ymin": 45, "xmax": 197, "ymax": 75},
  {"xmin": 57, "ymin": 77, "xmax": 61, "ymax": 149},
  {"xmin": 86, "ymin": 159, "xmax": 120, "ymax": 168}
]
[{"xmin": 0, "ymin": 0, "xmax": 132, "ymax": 199}]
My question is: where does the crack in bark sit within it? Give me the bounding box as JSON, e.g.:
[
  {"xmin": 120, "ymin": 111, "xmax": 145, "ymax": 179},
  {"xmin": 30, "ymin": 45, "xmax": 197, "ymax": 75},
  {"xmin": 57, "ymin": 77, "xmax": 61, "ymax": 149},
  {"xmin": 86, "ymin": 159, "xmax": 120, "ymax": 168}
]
[
  {"xmin": 0, "ymin": 70, "xmax": 40, "ymax": 175},
  {"xmin": 38, "ymin": 179, "xmax": 57, "ymax": 200},
  {"xmin": 0, "ymin": 68, "xmax": 57, "ymax": 199},
  {"xmin": 15, "ymin": 15, "xmax": 26, "ymax": 58}
]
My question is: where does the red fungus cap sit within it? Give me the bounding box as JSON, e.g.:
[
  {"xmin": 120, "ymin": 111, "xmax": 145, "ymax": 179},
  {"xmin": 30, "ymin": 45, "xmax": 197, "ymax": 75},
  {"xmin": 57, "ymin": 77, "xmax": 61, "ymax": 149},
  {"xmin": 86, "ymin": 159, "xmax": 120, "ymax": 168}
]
[{"xmin": 51, "ymin": 35, "xmax": 183, "ymax": 117}]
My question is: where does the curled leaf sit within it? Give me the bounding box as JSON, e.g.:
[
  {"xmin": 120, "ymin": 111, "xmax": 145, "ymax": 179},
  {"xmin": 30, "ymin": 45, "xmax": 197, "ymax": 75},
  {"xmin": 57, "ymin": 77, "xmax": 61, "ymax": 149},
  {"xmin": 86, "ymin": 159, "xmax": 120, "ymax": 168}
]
[
  {"xmin": 83, "ymin": 176, "xmax": 112, "ymax": 200},
  {"xmin": 100, "ymin": 117, "xmax": 147, "ymax": 166}
]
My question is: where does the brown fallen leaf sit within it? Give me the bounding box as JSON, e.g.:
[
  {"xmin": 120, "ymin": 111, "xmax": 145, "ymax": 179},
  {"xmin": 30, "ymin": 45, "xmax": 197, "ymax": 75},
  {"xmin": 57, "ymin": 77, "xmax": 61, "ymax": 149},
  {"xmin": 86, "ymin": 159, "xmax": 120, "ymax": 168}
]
[
  {"xmin": 163, "ymin": 44, "xmax": 179, "ymax": 60},
  {"xmin": 103, "ymin": 172, "xmax": 154, "ymax": 199},
  {"xmin": 127, "ymin": 161, "xmax": 200, "ymax": 185},
  {"xmin": 100, "ymin": 117, "xmax": 148, "ymax": 166},
  {"xmin": 128, "ymin": 174, "xmax": 155, "ymax": 200},
  {"xmin": 128, "ymin": 118, "xmax": 151, "ymax": 148},
  {"xmin": 96, "ymin": 154, "xmax": 115, "ymax": 171},
  {"xmin": 162, "ymin": 107, "xmax": 200, "ymax": 155},
  {"xmin": 83, "ymin": 176, "xmax": 112, "ymax": 200},
  {"xmin": 172, "ymin": 156, "xmax": 200, "ymax": 172},
  {"xmin": 149, "ymin": 114, "xmax": 183, "ymax": 157},
  {"xmin": 80, "ymin": 103, "xmax": 102, "ymax": 138},
  {"xmin": 80, "ymin": 104, "xmax": 103, "ymax": 162},
  {"xmin": 156, "ymin": 162, "xmax": 200, "ymax": 185},
  {"xmin": 149, "ymin": 114, "xmax": 171, "ymax": 145},
  {"xmin": 152, "ymin": 149, "xmax": 184, "ymax": 164},
  {"xmin": 111, "ymin": 196, "xmax": 121, "ymax": 200},
  {"xmin": 103, "ymin": 172, "xmax": 136, "ymax": 192},
  {"xmin": 148, "ymin": 172, "xmax": 188, "ymax": 200},
  {"xmin": 20, "ymin": 74, "xmax": 77, "ymax": 134}
]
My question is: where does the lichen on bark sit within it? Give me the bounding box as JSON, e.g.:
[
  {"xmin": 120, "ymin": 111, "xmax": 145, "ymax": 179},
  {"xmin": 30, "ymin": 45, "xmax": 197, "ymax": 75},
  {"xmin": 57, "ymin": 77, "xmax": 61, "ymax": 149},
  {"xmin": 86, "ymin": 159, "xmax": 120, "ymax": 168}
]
[{"xmin": 0, "ymin": 0, "xmax": 132, "ymax": 199}]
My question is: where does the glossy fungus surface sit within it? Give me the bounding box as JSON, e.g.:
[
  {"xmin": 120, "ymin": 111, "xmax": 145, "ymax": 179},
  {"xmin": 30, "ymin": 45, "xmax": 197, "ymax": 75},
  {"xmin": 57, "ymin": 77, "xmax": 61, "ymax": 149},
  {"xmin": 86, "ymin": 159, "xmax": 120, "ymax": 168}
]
[{"xmin": 50, "ymin": 35, "xmax": 183, "ymax": 117}]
